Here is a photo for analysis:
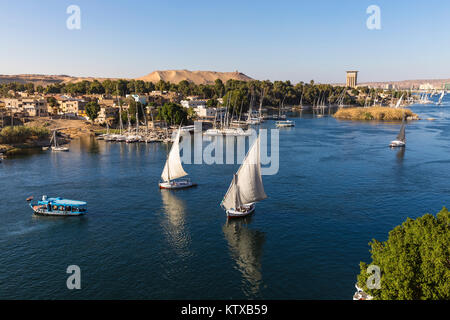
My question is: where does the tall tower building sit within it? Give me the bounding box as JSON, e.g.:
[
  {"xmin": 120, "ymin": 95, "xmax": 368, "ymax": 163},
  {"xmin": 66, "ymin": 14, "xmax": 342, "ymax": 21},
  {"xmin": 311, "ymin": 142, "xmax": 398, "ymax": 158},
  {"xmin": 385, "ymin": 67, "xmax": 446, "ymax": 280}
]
[{"xmin": 346, "ymin": 71, "xmax": 358, "ymax": 88}]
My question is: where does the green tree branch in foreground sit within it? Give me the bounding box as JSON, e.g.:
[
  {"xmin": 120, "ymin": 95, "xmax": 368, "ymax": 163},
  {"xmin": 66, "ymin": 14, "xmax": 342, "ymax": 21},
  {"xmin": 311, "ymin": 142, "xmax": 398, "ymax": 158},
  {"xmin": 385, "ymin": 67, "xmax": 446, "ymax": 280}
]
[{"xmin": 357, "ymin": 207, "xmax": 450, "ymax": 300}]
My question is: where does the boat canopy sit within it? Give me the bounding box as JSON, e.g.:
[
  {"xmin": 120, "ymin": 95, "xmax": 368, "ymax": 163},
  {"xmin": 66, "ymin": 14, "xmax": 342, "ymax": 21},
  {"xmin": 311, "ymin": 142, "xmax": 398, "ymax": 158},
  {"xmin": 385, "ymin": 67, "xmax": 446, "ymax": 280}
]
[{"xmin": 37, "ymin": 197, "xmax": 87, "ymax": 207}]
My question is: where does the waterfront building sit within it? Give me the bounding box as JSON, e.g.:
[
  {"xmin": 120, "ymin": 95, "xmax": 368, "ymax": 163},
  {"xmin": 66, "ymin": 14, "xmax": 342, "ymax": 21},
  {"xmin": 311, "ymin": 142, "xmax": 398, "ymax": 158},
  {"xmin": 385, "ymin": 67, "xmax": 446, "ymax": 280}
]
[
  {"xmin": 346, "ymin": 71, "xmax": 358, "ymax": 88},
  {"xmin": 59, "ymin": 98, "xmax": 87, "ymax": 118},
  {"xmin": 4, "ymin": 98, "xmax": 48, "ymax": 117},
  {"xmin": 96, "ymin": 106, "xmax": 118, "ymax": 124},
  {"xmin": 194, "ymin": 106, "xmax": 225, "ymax": 118},
  {"xmin": 181, "ymin": 99, "xmax": 208, "ymax": 109}
]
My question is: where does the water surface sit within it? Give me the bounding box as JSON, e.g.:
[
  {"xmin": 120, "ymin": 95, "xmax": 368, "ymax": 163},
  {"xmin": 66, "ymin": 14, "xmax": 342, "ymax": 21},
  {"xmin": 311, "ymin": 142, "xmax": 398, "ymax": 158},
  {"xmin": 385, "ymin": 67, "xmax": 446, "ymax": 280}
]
[{"xmin": 1, "ymin": 101, "xmax": 449, "ymax": 299}]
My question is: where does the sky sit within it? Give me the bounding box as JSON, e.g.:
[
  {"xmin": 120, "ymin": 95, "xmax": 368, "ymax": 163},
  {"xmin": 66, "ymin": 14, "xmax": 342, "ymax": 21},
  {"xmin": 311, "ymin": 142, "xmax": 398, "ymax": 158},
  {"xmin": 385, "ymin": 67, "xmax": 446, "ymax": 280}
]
[{"xmin": 0, "ymin": 0, "xmax": 449, "ymax": 83}]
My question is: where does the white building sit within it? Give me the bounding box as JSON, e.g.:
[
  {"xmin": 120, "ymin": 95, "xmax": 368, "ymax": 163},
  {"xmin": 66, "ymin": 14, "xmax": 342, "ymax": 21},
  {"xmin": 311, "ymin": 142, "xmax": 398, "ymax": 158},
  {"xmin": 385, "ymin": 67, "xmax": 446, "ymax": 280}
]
[
  {"xmin": 126, "ymin": 94, "xmax": 148, "ymax": 105},
  {"xmin": 419, "ymin": 83, "xmax": 435, "ymax": 90},
  {"xmin": 194, "ymin": 106, "xmax": 225, "ymax": 118},
  {"xmin": 181, "ymin": 99, "xmax": 207, "ymax": 109}
]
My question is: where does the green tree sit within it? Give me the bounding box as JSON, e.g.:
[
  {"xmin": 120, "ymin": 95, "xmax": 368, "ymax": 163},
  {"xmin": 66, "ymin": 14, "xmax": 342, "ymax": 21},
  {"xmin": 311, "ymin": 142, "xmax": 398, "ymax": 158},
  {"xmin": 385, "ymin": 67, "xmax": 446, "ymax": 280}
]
[
  {"xmin": 85, "ymin": 101, "xmax": 100, "ymax": 121},
  {"xmin": 357, "ymin": 207, "xmax": 450, "ymax": 300},
  {"xmin": 157, "ymin": 102, "xmax": 188, "ymax": 125}
]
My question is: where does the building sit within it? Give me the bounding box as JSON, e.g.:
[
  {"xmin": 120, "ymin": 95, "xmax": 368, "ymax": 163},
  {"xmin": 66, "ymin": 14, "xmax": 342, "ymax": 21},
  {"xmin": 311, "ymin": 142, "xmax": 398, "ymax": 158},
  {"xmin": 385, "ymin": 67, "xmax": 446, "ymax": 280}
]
[
  {"xmin": 96, "ymin": 106, "xmax": 118, "ymax": 124},
  {"xmin": 419, "ymin": 83, "xmax": 434, "ymax": 90},
  {"xmin": 346, "ymin": 71, "xmax": 358, "ymax": 88},
  {"xmin": 194, "ymin": 106, "xmax": 225, "ymax": 118},
  {"xmin": 4, "ymin": 98, "xmax": 48, "ymax": 117},
  {"xmin": 181, "ymin": 99, "xmax": 207, "ymax": 109},
  {"xmin": 59, "ymin": 98, "xmax": 87, "ymax": 117},
  {"xmin": 126, "ymin": 94, "xmax": 148, "ymax": 105},
  {"xmin": 98, "ymin": 97, "xmax": 116, "ymax": 107}
]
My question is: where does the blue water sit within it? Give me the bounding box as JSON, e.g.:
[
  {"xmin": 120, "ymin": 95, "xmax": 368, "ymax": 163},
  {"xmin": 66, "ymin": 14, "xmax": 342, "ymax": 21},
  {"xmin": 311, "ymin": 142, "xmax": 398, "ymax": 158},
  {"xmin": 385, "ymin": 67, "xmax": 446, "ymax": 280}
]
[{"xmin": 1, "ymin": 101, "xmax": 449, "ymax": 299}]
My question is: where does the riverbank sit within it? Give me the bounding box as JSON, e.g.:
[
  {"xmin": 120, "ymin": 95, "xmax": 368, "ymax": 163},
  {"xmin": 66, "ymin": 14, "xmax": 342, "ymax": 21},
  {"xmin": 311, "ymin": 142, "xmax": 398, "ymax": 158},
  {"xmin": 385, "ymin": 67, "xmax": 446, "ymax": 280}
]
[
  {"xmin": 333, "ymin": 106, "xmax": 419, "ymax": 121},
  {"xmin": 0, "ymin": 118, "xmax": 96, "ymax": 155},
  {"xmin": 24, "ymin": 117, "xmax": 103, "ymax": 139}
]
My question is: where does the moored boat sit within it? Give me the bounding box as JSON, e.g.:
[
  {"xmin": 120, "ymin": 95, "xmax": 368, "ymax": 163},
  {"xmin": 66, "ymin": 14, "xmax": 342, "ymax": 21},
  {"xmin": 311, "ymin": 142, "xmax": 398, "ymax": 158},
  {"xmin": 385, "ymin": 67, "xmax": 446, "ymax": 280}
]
[
  {"xmin": 49, "ymin": 130, "xmax": 69, "ymax": 152},
  {"xmin": 275, "ymin": 120, "xmax": 295, "ymax": 127},
  {"xmin": 27, "ymin": 195, "xmax": 87, "ymax": 216}
]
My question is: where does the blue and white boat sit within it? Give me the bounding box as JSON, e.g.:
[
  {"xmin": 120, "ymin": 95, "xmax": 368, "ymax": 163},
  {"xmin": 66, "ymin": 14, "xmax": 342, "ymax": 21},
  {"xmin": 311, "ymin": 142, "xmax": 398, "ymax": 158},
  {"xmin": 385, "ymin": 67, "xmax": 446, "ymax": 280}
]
[{"xmin": 27, "ymin": 195, "xmax": 87, "ymax": 216}]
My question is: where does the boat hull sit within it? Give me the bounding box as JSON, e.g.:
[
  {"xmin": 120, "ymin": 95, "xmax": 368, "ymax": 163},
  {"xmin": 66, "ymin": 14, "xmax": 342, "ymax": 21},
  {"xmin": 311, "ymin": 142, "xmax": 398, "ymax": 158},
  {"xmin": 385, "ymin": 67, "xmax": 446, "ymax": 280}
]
[
  {"xmin": 226, "ymin": 203, "xmax": 255, "ymax": 218},
  {"xmin": 159, "ymin": 180, "xmax": 197, "ymax": 189},
  {"xmin": 31, "ymin": 206, "xmax": 86, "ymax": 216},
  {"xmin": 389, "ymin": 140, "xmax": 405, "ymax": 148}
]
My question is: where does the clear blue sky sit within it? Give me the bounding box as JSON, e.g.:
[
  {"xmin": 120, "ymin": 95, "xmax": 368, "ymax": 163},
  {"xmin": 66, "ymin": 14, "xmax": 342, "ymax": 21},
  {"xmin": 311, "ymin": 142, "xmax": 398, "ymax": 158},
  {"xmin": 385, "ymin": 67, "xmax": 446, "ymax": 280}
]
[{"xmin": 0, "ymin": 0, "xmax": 449, "ymax": 83}]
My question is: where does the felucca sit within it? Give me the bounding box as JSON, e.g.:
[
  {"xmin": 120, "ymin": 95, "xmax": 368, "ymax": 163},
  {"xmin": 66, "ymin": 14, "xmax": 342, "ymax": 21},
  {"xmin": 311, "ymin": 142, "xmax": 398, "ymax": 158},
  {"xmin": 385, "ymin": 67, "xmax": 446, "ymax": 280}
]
[
  {"xmin": 437, "ymin": 91, "xmax": 445, "ymax": 106},
  {"xmin": 221, "ymin": 134, "xmax": 267, "ymax": 218},
  {"xmin": 50, "ymin": 130, "xmax": 69, "ymax": 152},
  {"xmin": 389, "ymin": 116, "xmax": 406, "ymax": 148},
  {"xmin": 159, "ymin": 127, "xmax": 196, "ymax": 189}
]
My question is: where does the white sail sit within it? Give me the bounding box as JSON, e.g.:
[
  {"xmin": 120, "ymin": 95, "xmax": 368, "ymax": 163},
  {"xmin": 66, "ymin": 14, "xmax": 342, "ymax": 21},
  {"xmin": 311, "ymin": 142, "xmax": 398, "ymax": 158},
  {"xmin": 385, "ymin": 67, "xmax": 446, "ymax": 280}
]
[
  {"xmin": 394, "ymin": 94, "xmax": 404, "ymax": 108},
  {"xmin": 222, "ymin": 136, "xmax": 267, "ymax": 210},
  {"xmin": 161, "ymin": 129, "xmax": 188, "ymax": 182},
  {"xmin": 438, "ymin": 91, "xmax": 445, "ymax": 104}
]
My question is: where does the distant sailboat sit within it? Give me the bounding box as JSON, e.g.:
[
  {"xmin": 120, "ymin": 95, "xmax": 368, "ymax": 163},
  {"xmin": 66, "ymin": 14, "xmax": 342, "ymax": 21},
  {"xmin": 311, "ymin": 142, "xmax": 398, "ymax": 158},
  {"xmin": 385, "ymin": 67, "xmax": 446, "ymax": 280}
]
[
  {"xmin": 50, "ymin": 130, "xmax": 69, "ymax": 152},
  {"xmin": 389, "ymin": 117, "xmax": 406, "ymax": 148},
  {"xmin": 159, "ymin": 127, "xmax": 196, "ymax": 189},
  {"xmin": 394, "ymin": 94, "xmax": 404, "ymax": 108},
  {"xmin": 437, "ymin": 91, "xmax": 445, "ymax": 106},
  {"xmin": 221, "ymin": 135, "xmax": 267, "ymax": 218}
]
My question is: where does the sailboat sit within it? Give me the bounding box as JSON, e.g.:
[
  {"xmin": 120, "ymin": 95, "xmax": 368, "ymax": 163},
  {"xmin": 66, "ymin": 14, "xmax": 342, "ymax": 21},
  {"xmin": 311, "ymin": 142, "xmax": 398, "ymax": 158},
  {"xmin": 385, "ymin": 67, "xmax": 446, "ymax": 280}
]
[
  {"xmin": 389, "ymin": 116, "xmax": 406, "ymax": 148},
  {"xmin": 221, "ymin": 134, "xmax": 267, "ymax": 218},
  {"xmin": 437, "ymin": 91, "xmax": 445, "ymax": 105},
  {"xmin": 159, "ymin": 127, "xmax": 196, "ymax": 189},
  {"xmin": 394, "ymin": 94, "xmax": 404, "ymax": 108},
  {"xmin": 50, "ymin": 130, "xmax": 69, "ymax": 152}
]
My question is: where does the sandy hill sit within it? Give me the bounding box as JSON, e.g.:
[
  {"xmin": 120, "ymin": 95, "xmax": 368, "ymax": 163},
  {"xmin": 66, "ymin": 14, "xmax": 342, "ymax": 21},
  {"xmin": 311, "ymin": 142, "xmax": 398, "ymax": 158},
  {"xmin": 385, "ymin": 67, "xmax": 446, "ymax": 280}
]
[
  {"xmin": 0, "ymin": 74, "xmax": 119, "ymax": 86},
  {"xmin": 0, "ymin": 70, "xmax": 253, "ymax": 86},
  {"xmin": 136, "ymin": 70, "xmax": 253, "ymax": 85}
]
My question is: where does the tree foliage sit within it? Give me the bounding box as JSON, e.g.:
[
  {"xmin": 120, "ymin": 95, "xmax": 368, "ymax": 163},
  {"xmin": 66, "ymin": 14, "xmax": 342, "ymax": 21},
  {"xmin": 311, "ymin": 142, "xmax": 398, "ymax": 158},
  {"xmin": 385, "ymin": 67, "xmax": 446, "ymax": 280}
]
[
  {"xmin": 357, "ymin": 207, "xmax": 450, "ymax": 300},
  {"xmin": 85, "ymin": 101, "xmax": 100, "ymax": 121},
  {"xmin": 157, "ymin": 102, "xmax": 188, "ymax": 125}
]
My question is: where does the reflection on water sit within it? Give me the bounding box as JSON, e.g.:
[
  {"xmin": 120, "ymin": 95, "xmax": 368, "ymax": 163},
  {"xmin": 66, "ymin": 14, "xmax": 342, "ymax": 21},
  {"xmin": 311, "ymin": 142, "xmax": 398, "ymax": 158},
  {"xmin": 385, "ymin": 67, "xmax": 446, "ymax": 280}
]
[
  {"xmin": 80, "ymin": 136, "xmax": 100, "ymax": 154},
  {"xmin": 160, "ymin": 190, "xmax": 191, "ymax": 256},
  {"xmin": 222, "ymin": 217, "xmax": 266, "ymax": 298},
  {"xmin": 396, "ymin": 147, "xmax": 405, "ymax": 162}
]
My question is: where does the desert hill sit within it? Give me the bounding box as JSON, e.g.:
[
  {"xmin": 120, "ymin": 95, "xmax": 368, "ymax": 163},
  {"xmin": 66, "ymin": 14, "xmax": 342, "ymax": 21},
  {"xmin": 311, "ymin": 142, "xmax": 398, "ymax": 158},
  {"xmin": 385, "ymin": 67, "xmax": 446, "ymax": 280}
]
[
  {"xmin": 0, "ymin": 70, "xmax": 253, "ymax": 86},
  {"xmin": 136, "ymin": 70, "xmax": 253, "ymax": 85}
]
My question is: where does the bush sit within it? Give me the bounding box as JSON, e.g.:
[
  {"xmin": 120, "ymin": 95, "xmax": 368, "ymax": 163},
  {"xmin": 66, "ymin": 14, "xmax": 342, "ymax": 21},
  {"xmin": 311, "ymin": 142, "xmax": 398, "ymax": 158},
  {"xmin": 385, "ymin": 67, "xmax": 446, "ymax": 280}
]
[
  {"xmin": 357, "ymin": 207, "xmax": 450, "ymax": 300},
  {"xmin": 334, "ymin": 107, "xmax": 417, "ymax": 121},
  {"xmin": 0, "ymin": 126, "xmax": 50, "ymax": 144}
]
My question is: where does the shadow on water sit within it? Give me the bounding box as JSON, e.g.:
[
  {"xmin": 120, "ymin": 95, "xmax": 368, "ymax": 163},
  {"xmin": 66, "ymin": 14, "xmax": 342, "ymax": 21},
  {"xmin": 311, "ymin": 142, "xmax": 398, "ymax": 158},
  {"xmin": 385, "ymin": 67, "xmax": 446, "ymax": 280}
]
[{"xmin": 222, "ymin": 216, "xmax": 266, "ymax": 298}]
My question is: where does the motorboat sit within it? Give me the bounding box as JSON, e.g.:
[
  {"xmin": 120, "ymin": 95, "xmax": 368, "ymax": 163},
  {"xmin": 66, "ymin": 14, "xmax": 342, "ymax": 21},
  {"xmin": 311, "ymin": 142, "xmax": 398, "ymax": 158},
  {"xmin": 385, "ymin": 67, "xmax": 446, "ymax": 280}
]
[{"xmin": 27, "ymin": 195, "xmax": 87, "ymax": 216}]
